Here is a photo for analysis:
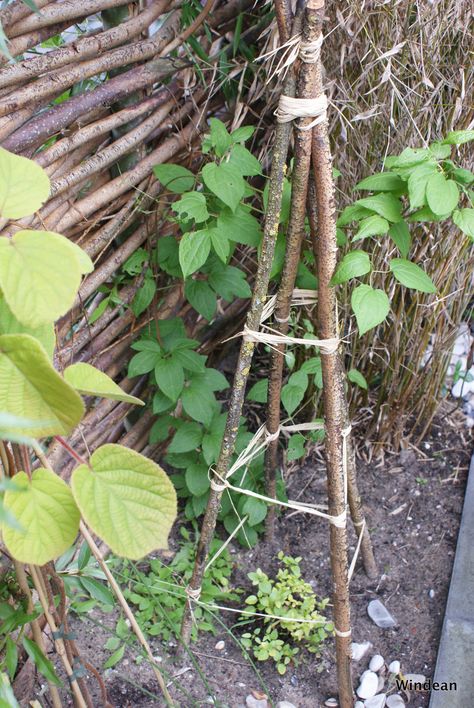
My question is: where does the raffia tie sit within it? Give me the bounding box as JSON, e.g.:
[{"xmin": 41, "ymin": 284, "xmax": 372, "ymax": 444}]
[{"xmin": 275, "ymin": 94, "xmax": 328, "ymax": 130}]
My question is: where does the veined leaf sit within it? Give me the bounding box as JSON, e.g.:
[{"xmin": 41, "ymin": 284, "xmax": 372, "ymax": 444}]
[
  {"xmin": 442, "ymin": 130, "xmax": 474, "ymax": 146},
  {"xmin": 330, "ymin": 250, "xmax": 371, "ymax": 285},
  {"xmin": 173, "ymin": 192, "xmax": 209, "ymax": 223},
  {"xmin": 453, "ymin": 208, "xmax": 474, "ymax": 240},
  {"xmin": 0, "ymin": 148, "xmax": 50, "ymax": 219},
  {"xmin": 0, "ymin": 230, "xmax": 83, "ymax": 326},
  {"xmin": 0, "ymin": 295, "xmax": 54, "ymax": 359},
  {"xmin": 179, "ymin": 229, "xmax": 211, "ymax": 279},
  {"xmin": 426, "ymin": 173, "xmax": 459, "ymax": 215},
  {"xmin": 3, "ymin": 469, "xmax": 80, "ymax": 565},
  {"xmin": 389, "ymin": 258, "xmax": 436, "ymax": 293},
  {"xmin": 154, "ymin": 356, "xmax": 184, "ymax": 401},
  {"xmin": 0, "ymin": 334, "xmax": 84, "ymax": 437},
  {"xmin": 388, "ymin": 221, "xmax": 411, "ymax": 258},
  {"xmin": 64, "ymin": 363, "xmax": 144, "ymax": 406},
  {"xmin": 354, "ymin": 173, "xmax": 404, "ymax": 192},
  {"xmin": 153, "ymin": 164, "xmax": 195, "ymax": 193},
  {"xmin": 202, "ymin": 162, "xmax": 245, "ymax": 212},
  {"xmin": 353, "ymin": 215, "xmax": 389, "ymax": 241},
  {"xmin": 71, "ymin": 444, "xmax": 177, "ymax": 559},
  {"xmin": 351, "ymin": 284, "xmax": 390, "ymax": 335},
  {"xmin": 355, "ymin": 194, "xmax": 402, "ymax": 222},
  {"xmin": 347, "ymin": 368, "xmax": 368, "ymax": 390},
  {"xmin": 22, "ymin": 638, "xmax": 62, "ymax": 686}
]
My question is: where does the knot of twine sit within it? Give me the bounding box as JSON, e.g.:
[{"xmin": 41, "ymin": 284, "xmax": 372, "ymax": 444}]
[
  {"xmin": 275, "ymin": 94, "xmax": 328, "ymax": 130},
  {"xmin": 185, "ymin": 585, "xmax": 201, "ymax": 602},
  {"xmin": 299, "ymin": 35, "xmax": 323, "ymax": 63}
]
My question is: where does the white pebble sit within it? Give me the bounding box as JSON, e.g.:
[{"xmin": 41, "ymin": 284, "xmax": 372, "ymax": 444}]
[
  {"xmin": 364, "ymin": 695, "xmax": 386, "ymax": 708},
  {"xmin": 386, "ymin": 695, "xmax": 405, "ymax": 708},
  {"xmin": 369, "ymin": 654, "xmax": 385, "ymax": 672},
  {"xmin": 215, "ymin": 640, "xmax": 225, "ymax": 651},
  {"xmin": 245, "ymin": 697, "xmax": 268, "ymax": 708},
  {"xmin": 356, "ymin": 670, "xmax": 378, "ymax": 699},
  {"xmin": 354, "ymin": 702, "xmax": 364, "ymax": 708},
  {"xmin": 324, "ymin": 700, "xmax": 338, "ymax": 708},
  {"xmin": 351, "ymin": 641, "xmax": 373, "ymax": 661},
  {"xmin": 388, "ymin": 660, "xmax": 400, "ymax": 674},
  {"xmin": 276, "ymin": 703, "xmax": 297, "ymax": 708}
]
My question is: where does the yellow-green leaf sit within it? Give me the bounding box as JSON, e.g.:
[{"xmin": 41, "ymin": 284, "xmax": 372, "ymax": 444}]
[
  {"xmin": 64, "ymin": 239, "xmax": 93, "ymax": 274},
  {"xmin": 0, "ymin": 148, "xmax": 50, "ymax": 219},
  {"xmin": 64, "ymin": 363, "xmax": 144, "ymax": 406},
  {"xmin": 0, "ymin": 295, "xmax": 54, "ymax": 359},
  {"xmin": 71, "ymin": 444, "xmax": 177, "ymax": 559},
  {"xmin": 0, "ymin": 230, "xmax": 83, "ymax": 326},
  {"xmin": 0, "ymin": 333, "xmax": 84, "ymax": 437},
  {"xmin": 3, "ymin": 469, "xmax": 80, "ymax": 565}
]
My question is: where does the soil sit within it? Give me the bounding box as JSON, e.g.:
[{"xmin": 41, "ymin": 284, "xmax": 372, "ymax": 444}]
[{"xmin": 50, "ymin": 406, "xmax": 472, "ymax": 708}]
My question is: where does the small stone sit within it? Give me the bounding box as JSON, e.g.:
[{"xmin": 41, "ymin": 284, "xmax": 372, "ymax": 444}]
[
  {"xmin": 403, "ymin": 673, "xmax": 426, "ymax": 685},
  {"xmin": 429, "ymin": 589, "xmax": 435, "ymax": 599},
  {"xmin": 351, "ymin": 641, "xmax": 372, "ymax": 661},
  {"xmin": 276, "ymin": 703, "xmax": 297, "ymax": 708},
  {"xmin": 354, "ymin": 703, "xmax": 364, "ymax": 708},
  {"xmin": 386, "ymin": 696, "xmax": 406, "ymax": 708},
  {"xmin": 369, "ymin": 654, "xmax": 385, "ymax": 672},
  {"xmin": 364, "ymin": 695, "xmax": 386, "ymax": 708},
  {"xmin": 388, "ymin": 660, "xmax": 400, "ymax": 674},
  {"xmin": 356, "ymin": 670, "xmax": 378, "ymax": 699},
  {"xmin": 245, "ymin": 696, "xmax": 268, "ymax": 708},
  {"xmin": 367, "ymin": 599, "xmax": 397, "ymax": 628},
  {"xmin": 324, "ymin": 700, "xmax": 338, "ymax": 707},
  {"xmin": 215, "ymin": 640, "xmax": 225, "ymax": 651}
]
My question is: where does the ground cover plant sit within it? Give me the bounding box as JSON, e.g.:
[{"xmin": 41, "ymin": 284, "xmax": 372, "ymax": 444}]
[{"xmin": 0, "ymin": 0, "xmax": 472, "ymax": 706}]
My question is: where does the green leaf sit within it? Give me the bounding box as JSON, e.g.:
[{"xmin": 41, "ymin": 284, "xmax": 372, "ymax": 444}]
[
  {"xmin": 407, "ymin": 162, "xmax": 438, "ymax": 209},
  {"xmin": 450, "ymin": 167, "xmax": 474, "ymax": 186},
  {"xmin": 347, "ymin": 368, "xmax": 368, "ymax": 390},
  {"xmin": 103, "ymin": 644, "xmax": 125, "ymax": 669},
  {"xmin": 355, "ymin": 194, "xmax": 402, "ymax": 222},
  {"xmin": 387, "ymin": 147, "xmax": 430, "ymax": 169},
  {"xmin": 442, "ymin": 130, "xmax": 474, "ymax": 146},
  {"xmin": 247, "ymin": 379, "xmax": 268, "ymax": 403},
  {"xmin": 407, "ymin": 205, "xmax": 450, "ymax": 222},
  {"xmin": 201, "ymin": 368, "xmax": 229, "ymax": 391},
  {"xmin": 154, "ymin": 356, "xmax": 184, "ymax": 401},
  {"xmin": 152, "ymin": 390, "xmax": 174, "ymax": 414},
  {"xmin": 281, "ymin": 384, "xmax": 305, "ymax": 416},
  {"xmin": 173, "ymin": 348, "xmax": 206, "ymax": 374},
  {"xmin": 389, "ymin": 221, "xmax": 411, "ymax": 257},
  {"xmin": 185, "ymin": 463, "xmax": 210, "ymax": 496},
  {"xmin": 426, "ymin": 173, "xmax": 459, "ymax": 215},
  {"xmin": 242, "ymin": 497, "xmax": 267, "ymax": 526},
  {"xmin": 0, "ymin": 148, "xmax": 50, "ymax": 219},
  {"xmin": 453, "ymin": 208, "xmax": 474, "ymax": 240},
  {"xmin": 354, "ymin": 173, "xmax": 405, "ymax": 192},
  {"xmin": 182, "ymin": 381, "xmax": 216, "ymax": 426},
  {"xmin": 0, "ymin": 295, "xmax": 54, "ymax": 359},
  {"xmin": 351, "ymin": 284, "xmax": 390, "ymax": 335},
  {"xmin": 389, "ymin": 258, "xmax": 436, "ymax": 293},
  {"xmin": 231, "ymin": 125, "xmax": 255, "ymax": 143},
  {"xmin": 336, "ymin": 204, "xmax": 373, "ymax": 227},
  {"xmin": 217, "ymin": 207, "xmax": 262, "ymax": 246},
  {"xmin": 0, "ymin": 334, "xmax": 84, "ymax": 437},
  {"xmin": 0, "ymin": 230, "xmax": 83, "ymax": 326},
  {"xmin": 429, "ymin": 142, "xmax": 452, "ymax": 159},
  {"xmin": 202, "ymin": 163, "xmax": 245, "ymax": 212},
  {"xmin": 330, "ymin": 250, "xmax": 371, "ymax": 285},
  {"xmin": 71, "ymin": 444, "xmax": 177, "ymax": 559},
  {"xmin": 128, "ymin": 344, "xmax": 161, "ymax": 377},
  {"xmin": 179, "ymin": 229, "xmax": 211, "ymax": 279},
  {"xmin": 287, "ymin": 433, "xmax": 306, "ymax": 461},
  {"xmin": 300, "ymin": 357, "xmax": 323, "ymax": 388},
  {"xmin": 22, "ymin": 638, "xmax": 62, "ymax": 686},
  {"xmin": 131, "ymin": 275, "xmax": 155, "ymax": 317},
  {"xmin": 352, "ymin": 215, "xmax": 389, "ymax": 241},
  {"xmin": 209, "ymin": 264, "xmax": 251, "ymax": 300},
  {"xmin": 228, "ymin": 145, "xmax": 262, "ymax": 176},
  {"xmin": 153, "ymin": 164, "xmax": 195, "ymax": 193},
  {"xmin": 207, "ymin": 118, "xmax": 232, "ymax": 157},
  {"xmin": 168, "ymin": 422, "xmax": 203, "ymax": 453},
  {"xmin": 79, "ymin": 576, "xmax": 114, "ymax": 606},
  {"xmin": 64, "ymin": 363, "xmax": 144, "ymax": 406},
  {"xmin": 209, "ymin": 227, "xmax": 230, "ymax": 262},
  {"xmin": 173, "ymin": 192, "xmax": 209, "ymax": 223},
  {"xmin": 5, "ymin": 637, "xmax": 17, "ymax": 681},
  {"xmin": 3, "ymin": 469, "xmax": 80, "ymax": 565},
  {"xmin": 185, "ymin": 280, "xmax": 216, "ymax": 321}
]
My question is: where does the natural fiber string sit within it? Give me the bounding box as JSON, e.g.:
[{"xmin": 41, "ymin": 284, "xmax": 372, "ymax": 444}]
[
  {"xmin": 275, "ymin": 94, "xmax": 328, "ymax": 130},
  {"xmin": 241, "ymin": 323, "xmax": 339, "ymax": 354}
]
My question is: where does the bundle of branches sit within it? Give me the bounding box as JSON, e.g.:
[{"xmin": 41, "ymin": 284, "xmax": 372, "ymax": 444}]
[
  {"xmin": 321, "ymin": 0, "xmax": 474, "ymax": 446},
  {"xmin": 0, "ymin": 0, "xmax": 280, "ymax": 472}
]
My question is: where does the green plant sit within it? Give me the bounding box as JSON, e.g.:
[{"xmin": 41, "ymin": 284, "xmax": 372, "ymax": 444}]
[{"xmin": 239, "ymin": 552, "xmax": 333, "ymax": 675}]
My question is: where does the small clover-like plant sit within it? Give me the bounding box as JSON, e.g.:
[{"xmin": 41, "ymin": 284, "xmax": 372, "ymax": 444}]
[{"xmin": 240, "ymin": 552, "xmax": 333, "ymax": 675}]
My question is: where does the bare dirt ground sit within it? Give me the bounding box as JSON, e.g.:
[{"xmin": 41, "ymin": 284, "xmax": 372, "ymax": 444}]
[{"xmin": 58, "ymin": 406, "xmax": 471, "ymax": 708}]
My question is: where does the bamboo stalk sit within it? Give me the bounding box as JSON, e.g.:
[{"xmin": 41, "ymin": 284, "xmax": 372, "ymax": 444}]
[{"xmin": 180, "ymin": 9, "xmax": 304, "ymax": 646}]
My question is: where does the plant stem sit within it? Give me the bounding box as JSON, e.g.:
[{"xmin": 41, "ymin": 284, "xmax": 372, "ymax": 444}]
[
  {"xmin": 307, "ymin": 2, "xmax": 352, "ymax": 705},
  {"xmin": 180, "ymin": 10, "xmax": 304, "ymax": 646},
  {"xmin": 264, "ymin": 0, "xmax": 320, "ymax": 541}
]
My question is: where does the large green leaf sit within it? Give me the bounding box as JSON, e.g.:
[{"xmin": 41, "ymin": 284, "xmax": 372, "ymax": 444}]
[
  {"xmin": 0, "ymin": 295, "xmax": 54, "ymax": 358},
  {"xmin": 388, "ymin": 221, "xmax": 411, "ymax": 258},
  {"xmin": 453, "ymin": 208, "xmax": 474, "ymax": 240},
  {"xmin": 354, "ymin": 173, "xmax": 405, "ymax": 192},
  {"xmin": 71, "ymin": 444, "xmax": 177, "ymax": 559},
  {"xmin": 352, "ymin": 215, "xmax": 389, "ymax": 241},
  {"xmin": 64, "ymin": 363, "xmax": 144, "ymax": 406},
  {"xmin": 330, "ymin": 250, "xmax": 371, "ymax": 285},
  {"xmin": 0, "ymin": 334, "xmax": 84, "ymax": 437},
  {"xmin": 355, "ymin": 194, "xmax": 402, "ymax": 222},
  {"xmin": 426, "ymin": 173, "xmax": 459, "ymax": 215},
  {"xmin": 0, "ymin": 148, "xmax": 50, "ymax": 219},
  {"xmin": 3, "ymin": 469, "xmax": 80, "ymax": 565},
  {"xmin": 0, "ymin": 230, "xmax": 84, "ymax": 326},
  {"xmin": 389, "ymin": 258, "xmax": 436, "ymax": 293},
  {"xmin": 173, "ymin": 192, "xmax": 209, "ymax": 223},
  {"xmin": 154, "ymin": 356, "xmax": 184, "ymax": 401},
  {"xmin": 442, "ymin": 130, "xmax": 474, "ymax": 145},
  {"xmin": 22, "ymin": 638, "xmax": 62, "ymax": 686},
  {"xmin": 351, "ymin": 284, "xmax": 390, "ymax": 335},
  {"xmin": 202, "ymin": 162, "xmax": 245, "ymax": 212},
  {"xmin": 153, "ymin": 164, "xmax": 195, "ymax": 193},
  {"xmin": 179, "ymin": 229, "xmax": 211, "ymax": 279},
  {"xmin": 217, "ymin": 206, "xmax": 262, "ymax": 246}
]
